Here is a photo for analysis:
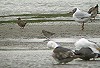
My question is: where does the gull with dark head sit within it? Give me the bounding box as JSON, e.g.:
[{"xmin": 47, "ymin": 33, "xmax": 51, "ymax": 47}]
[
  {"xmin": 72, "ymin": 8, "xmax": 91, "ymax": 30},
  {"xmin": 47, "ymin": 41, "xmax": 77, "ymax": 64}
]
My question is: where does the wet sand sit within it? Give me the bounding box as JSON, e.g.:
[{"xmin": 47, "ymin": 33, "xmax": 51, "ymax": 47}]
[
  {"xmin": 0, "ymin": 21, "xmax": 100, "ymax": 49},
  {"xmin": 0, "ymin": 21, "xmax": 100, "ymax": 68},
  {"xmin": 0, "ymin": 21, "xmax": 100, "ymax": 39},
  {"xmin": 0, "ymin": 50, "xmax": 100, "ymax": 68}
]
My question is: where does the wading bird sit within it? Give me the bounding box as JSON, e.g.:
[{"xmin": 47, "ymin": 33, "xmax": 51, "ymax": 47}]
[
  {"xmin": 42, "ymin": 30, "xmax": 55, "ymax": 39},
  {"xmin": 17, "ymin": 17, "xmax": 27, "ymax": 29}
]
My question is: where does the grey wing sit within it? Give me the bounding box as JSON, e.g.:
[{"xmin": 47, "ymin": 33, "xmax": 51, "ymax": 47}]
[
  {"xmin": 53, "ymin": 47, "xmax": 76, "ymax": 63},
  {"xmin": 75, "ymin": 47, "xmax": 97, "ymax": 60},
  {"xmin": 61, "ymin": 51, "xmax": 75, "ymax": 58},
  {"xmin": 88, "ymin": 40, "xmax": 100, "ymax": 48},
  {"xmin": 52, "ymin": 51, "xmax": 74, "ymax": 62},
  {"xmin": 75, "ymin": 11, "xmax": 91, "ymax": 19},
  {"xmin": 88, "ymin": 7, "xmax": 94, "ymax": 13},
  {"xmin": 56, "ymin": 50, "xmax": 74, "ymax": 59},
  {"xmin": 53, "ymin": 47, "xmax": 74, "ymax": 59}
]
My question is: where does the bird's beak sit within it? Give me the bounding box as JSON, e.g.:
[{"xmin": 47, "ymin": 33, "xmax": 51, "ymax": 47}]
[
  {"xmin": 68, "ymin": 11, "xmax": 74, "ymax": 14},
  {"xmin": 96, "ymin": 48, "xmax": 100, "ymax": 51}
]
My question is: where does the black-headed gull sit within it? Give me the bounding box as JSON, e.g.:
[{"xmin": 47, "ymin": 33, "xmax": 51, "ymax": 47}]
[
  {"xmin": 72, "ymin": 8, "xmax": 91, "ymax": 30},
  {"xmin": 17, "ymin": 17, "xmax": 27, "ymax": 29},
  {"xmin": 88, "ymin": 4, "xmax": 98, "ymax": 21},
  {"xmin": 47, "ymin": 41, "xmax": 76, "ymax": 64}
]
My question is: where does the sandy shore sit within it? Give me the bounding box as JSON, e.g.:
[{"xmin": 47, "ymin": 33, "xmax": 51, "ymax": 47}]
[
  {"xmin": 0, "ymin": 21, "xmax": 100, "ymax": 39},
  {"xmin": 0, "ymin": 50, "xmax": 100, "ymax": 68},
  {"xmin": 0, "ymin": 21, "xmax": 100, "ymax": 68},
  {"xmin": 0, "ymin": 21, "xmax": 100, "ymax": 49}
]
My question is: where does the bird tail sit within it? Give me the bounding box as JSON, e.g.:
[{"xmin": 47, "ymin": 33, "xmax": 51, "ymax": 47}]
[
  {"xmin": 96, "ymin": 48, "xmax": 100, "ymax": 51},
  {"xmin": 95, "ymin": 4, "xmax": 98, "ymax": 8},
  {"xmin": 95, "ymin": 4, "xmax": 99, "ymax": 13}
]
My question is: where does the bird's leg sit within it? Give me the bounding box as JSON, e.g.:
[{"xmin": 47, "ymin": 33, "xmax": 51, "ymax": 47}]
[
  {"xmin": 90, "ymin": 18, "xmax": 93, "ymax": 22},
  {"xmin": 93, "ymin": 17, "xmax": 96, "ymax": 22},
  {"xmin": 82, "ymin": 22, "xmax": 84, "ymax": 30},
  {"xmin": 90, "ymin": 18, "xmax": 96, "ymax": 22}
]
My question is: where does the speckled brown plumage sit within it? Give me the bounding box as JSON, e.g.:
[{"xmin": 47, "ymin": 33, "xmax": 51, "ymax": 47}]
[
  {"xmin": 42, "ymin": 30, "xmax": 55, "ymax": 39},
  {"xmin": 17, "ymin": 18, "xmax": 27, "ymax": 29}
]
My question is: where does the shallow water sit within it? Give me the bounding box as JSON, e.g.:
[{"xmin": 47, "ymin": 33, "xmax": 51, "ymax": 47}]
[
  {"xmin": 0, "ymin": 0, "xmax": 100, "ymax": 15},
  {"xmin": 0, "ymin": 0, "xmax": 100, "ymax": 22}
]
